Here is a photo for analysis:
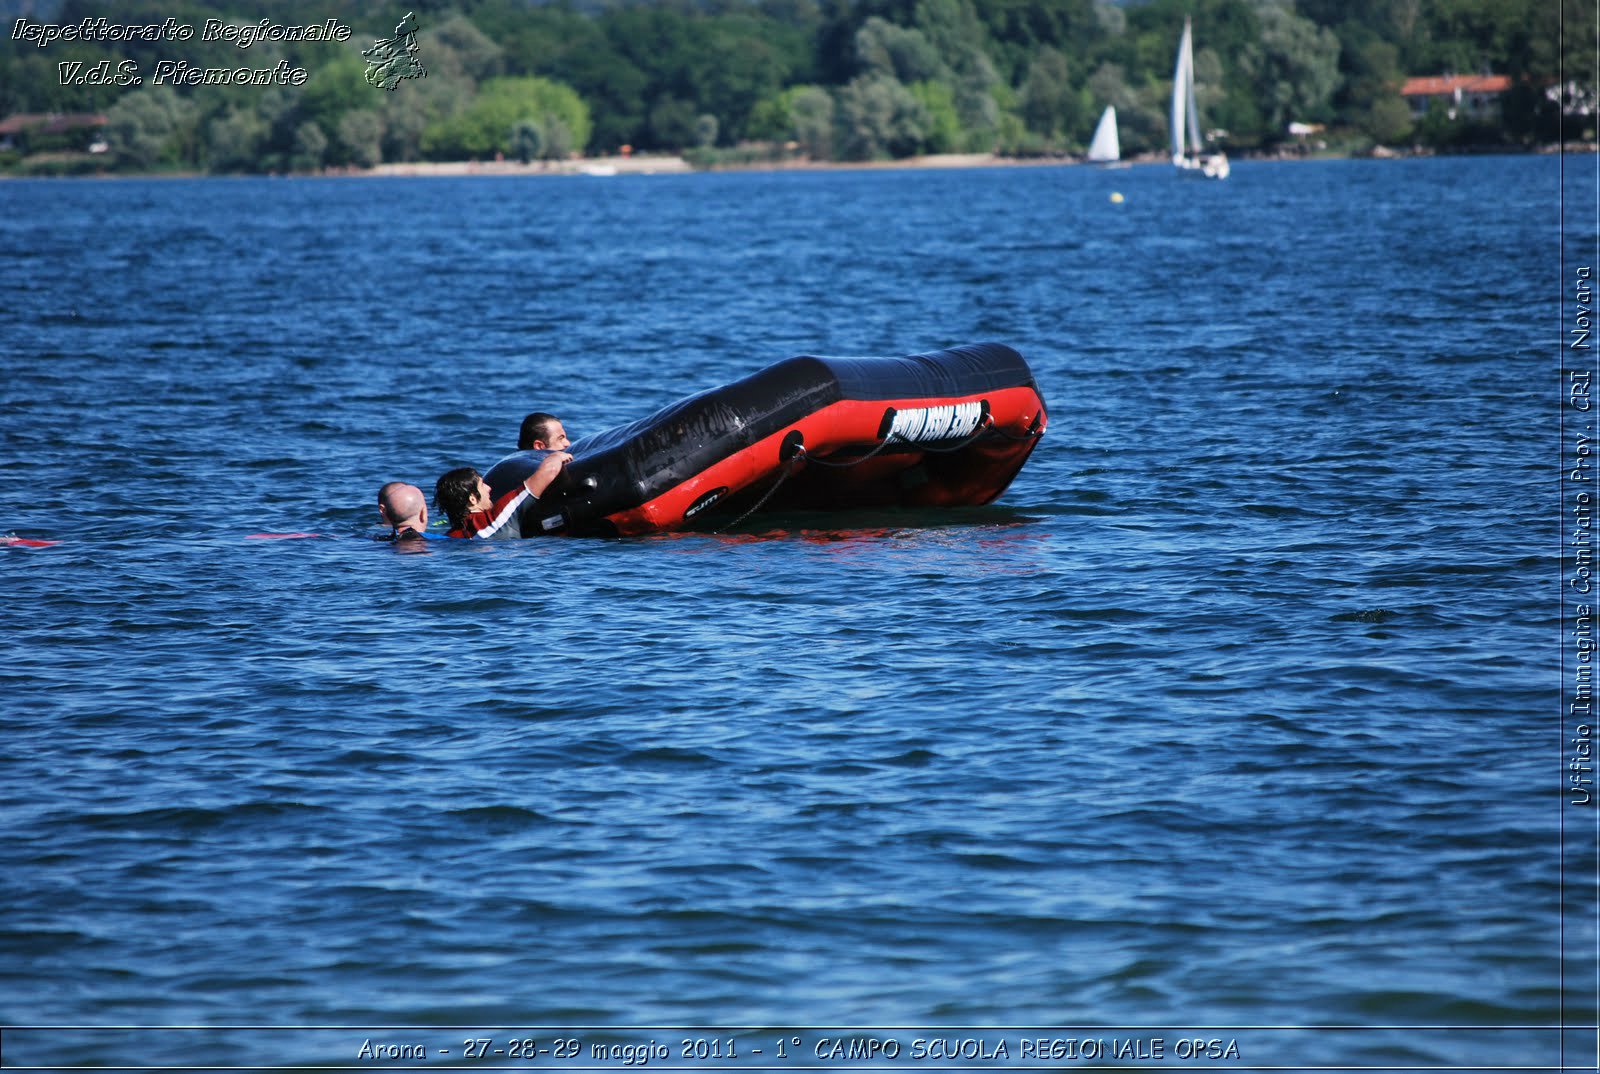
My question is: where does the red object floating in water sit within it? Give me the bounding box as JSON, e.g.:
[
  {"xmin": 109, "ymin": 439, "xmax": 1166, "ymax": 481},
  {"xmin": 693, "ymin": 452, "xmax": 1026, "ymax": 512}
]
[
  {"xmin": 2, "ymin": 536, "xmax": 58, "ymax": 548},
  {"xmin": 483, "ymin": 342, "xmax": 1048, "ymax": 537}
]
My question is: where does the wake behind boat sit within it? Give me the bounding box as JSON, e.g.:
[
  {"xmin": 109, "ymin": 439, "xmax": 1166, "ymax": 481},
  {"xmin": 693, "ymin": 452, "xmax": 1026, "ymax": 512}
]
[{"xmin": 1171, "ymin": 17, "xmax": 1229, "ymax": 180}]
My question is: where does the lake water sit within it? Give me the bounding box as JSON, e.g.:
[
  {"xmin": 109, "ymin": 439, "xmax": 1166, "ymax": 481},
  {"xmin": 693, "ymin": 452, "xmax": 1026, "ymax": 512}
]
[{"xmin": 0, "ymin": 154, "xmax": 1592, "ymax": 1071}]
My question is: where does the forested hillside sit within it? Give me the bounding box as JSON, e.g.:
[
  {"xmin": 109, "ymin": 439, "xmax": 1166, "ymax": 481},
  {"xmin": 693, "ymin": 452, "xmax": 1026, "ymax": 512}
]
[{"xmin": 0, "ymin": 0, "xmax": 1589, "ymax": 174}]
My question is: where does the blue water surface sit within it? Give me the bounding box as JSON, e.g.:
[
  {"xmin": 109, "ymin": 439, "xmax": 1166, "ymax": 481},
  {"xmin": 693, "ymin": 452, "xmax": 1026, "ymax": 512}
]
[{"xmin": 0, "ymin": 154, "xmax": 1585, "ymax": 1070}]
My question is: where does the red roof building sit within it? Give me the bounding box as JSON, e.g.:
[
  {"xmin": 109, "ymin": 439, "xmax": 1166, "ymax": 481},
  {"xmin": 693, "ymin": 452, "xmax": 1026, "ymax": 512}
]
[
  {"xmin": 0, "ymin": 112, "xmax": 109, "ymax": 152},
  {"xmin": 1400, "ymin": 75, "xmax": 1511, "ymax": 121},
  {"xmin": 0, "ymin": 112, "xmax": 109, "ymax": 136}
]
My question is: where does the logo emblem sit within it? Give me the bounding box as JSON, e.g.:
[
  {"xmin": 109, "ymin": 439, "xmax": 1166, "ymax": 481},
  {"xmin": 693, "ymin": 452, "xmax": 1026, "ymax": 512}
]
[
  {"xmin": 684, "ymin": 487, "xmax": 729, "ymax": 520},
  {"xmin": 363, "ymin": 12, "xmax": 426, "ymax": 91}
]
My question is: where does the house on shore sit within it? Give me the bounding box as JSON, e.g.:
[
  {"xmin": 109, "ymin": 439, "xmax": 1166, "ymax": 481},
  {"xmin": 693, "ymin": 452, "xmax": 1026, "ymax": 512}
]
[
  {"xmin": 1400, "ymin": 75, "xmax": 1511, "ymax": 122},
  {"xmin": 0, "ymin": 112, "xmax": 110, "ymax": 153}
]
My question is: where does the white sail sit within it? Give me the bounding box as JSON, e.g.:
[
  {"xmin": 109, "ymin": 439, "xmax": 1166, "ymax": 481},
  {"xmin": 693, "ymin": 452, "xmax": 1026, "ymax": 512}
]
[
  {"xmin": 1170, "ymin": 16, "xmax": 1229, "ymax": 179},
  {"xmin": 1087, "ymin": 106, "xmax": 1120, "ymax": 163},
  {"xmin": 1170, "ymin": 20, "xmax": 1192, "ymax": 161},
  {"xmin": 1185, "ymin": 59, "xmax": 1203, "ymax": 153}
]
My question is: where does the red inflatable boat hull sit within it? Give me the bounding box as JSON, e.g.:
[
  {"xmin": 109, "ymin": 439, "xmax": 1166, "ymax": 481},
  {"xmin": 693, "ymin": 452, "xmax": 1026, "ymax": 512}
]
[{"xmin": 485, "ymin": 343, "xmax": 1046, "ymax": 536}]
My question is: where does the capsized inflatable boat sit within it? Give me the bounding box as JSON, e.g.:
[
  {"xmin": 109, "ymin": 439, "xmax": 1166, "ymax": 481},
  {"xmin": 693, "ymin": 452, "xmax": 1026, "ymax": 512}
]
[{"xmin": 484, "ymin": 342, "xmax": 1046, "ymax": 537}]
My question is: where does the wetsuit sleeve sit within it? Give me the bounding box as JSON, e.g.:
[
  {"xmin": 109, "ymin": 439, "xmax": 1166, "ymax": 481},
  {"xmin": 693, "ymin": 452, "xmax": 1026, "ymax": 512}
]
[{"xmin": 471, "ymin": 487, "xmax": 533, "ymax": 540}]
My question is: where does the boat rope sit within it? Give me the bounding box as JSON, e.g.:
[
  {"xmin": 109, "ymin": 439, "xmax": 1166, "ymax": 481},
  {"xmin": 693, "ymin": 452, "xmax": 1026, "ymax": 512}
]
[
  {"xmin": 713, "ymin": 450, "xmax": 806, "ymax": 533},
  {"xmin": 803, "ymin": 431, "xmax": 900, "ymax": 468},
  {"xmin": 988, "ymin": 411, "xmax": 1046, "ymax": 443},
  {"xmin": 713, "ymin": 410, "xmax": 1039, "ymax": 532}
]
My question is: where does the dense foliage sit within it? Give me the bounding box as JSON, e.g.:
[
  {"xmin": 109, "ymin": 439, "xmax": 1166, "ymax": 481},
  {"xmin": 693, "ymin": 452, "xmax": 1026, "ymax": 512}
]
[{"xmin": 0, "ymin": 0, "xmax": 1589, "ymax": 174}]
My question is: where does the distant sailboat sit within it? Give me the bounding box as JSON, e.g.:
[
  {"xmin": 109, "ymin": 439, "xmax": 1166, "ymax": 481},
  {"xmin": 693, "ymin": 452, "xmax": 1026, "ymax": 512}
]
[
  {"xmin": 1170, "ymin": 17, "xmax": 1229, "ymax": 179},
  {"xmin": 1086, "ymin": 105, "xmax": 1121, "ymax": 165}
]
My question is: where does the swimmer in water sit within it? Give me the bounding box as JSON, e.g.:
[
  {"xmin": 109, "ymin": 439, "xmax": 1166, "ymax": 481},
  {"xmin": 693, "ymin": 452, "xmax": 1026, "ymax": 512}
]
[
  {"xmin": 377, "ymin": 481, "xmax": 433, "ymax": 540},
  {"xmin": 518, "ymin": 412, "xmax": 570, "ymax": 452},
  {"xmin": 435, "ymin": 452, "xmax": 571, "ymax": 539}
]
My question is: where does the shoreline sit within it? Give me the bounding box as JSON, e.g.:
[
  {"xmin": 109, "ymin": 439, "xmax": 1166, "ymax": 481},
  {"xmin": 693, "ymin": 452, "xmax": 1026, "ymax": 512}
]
[
  {"xmin": 4, "ymin": 143, "xmax": 1590, "ymax": 181},
  {"xmin": 340, "ymin": 143, "xmax": 1599, "ymax": 178},
  {"xmin": 364, "ymin": 152, "xmax": 1068, "ymax": 178}
]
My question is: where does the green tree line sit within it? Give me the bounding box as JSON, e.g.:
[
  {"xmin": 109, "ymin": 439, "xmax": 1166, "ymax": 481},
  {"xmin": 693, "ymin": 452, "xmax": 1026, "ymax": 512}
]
[{"xmin": 0, "ymin": 0, "xmax": 1589, "ymax": 175}]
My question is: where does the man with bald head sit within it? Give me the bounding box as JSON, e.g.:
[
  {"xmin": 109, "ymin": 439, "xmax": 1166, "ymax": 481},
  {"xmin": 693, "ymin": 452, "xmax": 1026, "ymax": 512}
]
[{"xmin": 377, "ymin": 481, "xmax": 432, "ymax": 540}]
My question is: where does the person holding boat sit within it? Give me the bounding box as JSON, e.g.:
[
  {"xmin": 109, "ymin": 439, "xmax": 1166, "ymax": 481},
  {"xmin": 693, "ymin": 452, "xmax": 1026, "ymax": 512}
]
[{"xmin": 435, "ymin": 452, "xmax": 571, "ymax": 540}]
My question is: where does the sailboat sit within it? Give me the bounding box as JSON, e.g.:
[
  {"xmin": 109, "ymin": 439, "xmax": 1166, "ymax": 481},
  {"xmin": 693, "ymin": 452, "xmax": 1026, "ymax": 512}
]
[
  {"xmin": 1086, "ymin": 105, "xmax": 1123, "ymax": 166},
  {"xmin": 1170, "ymin": 17, "xmax": 1229, "ymax": 179}
]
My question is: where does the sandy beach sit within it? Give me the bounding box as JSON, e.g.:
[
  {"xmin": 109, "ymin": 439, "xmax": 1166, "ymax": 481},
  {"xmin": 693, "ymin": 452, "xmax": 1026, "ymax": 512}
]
[
  {"xmin": 340, "ymin": 142, "xmax": 1591, "ymax": 180},
  {"xmin": 362, "ymin": 151, "xmax": 1079, "ymax": 178}
]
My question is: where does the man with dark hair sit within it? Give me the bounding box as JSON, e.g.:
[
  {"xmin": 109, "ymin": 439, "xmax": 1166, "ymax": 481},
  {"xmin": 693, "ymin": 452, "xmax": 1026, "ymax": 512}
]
[
  {"xmin": 518, "ymin": 412, "xmax": 570, "ymax": 452},
  {"xmin": 435, "ymin": 452, "xmax": 571, "ymax": 539},
  {"xmin": 376, "ymin": 481, "xmax": 432, "ymax": 540}
]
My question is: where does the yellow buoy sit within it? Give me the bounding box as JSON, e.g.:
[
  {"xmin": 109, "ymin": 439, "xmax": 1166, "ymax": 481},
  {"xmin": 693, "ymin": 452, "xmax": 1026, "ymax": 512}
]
[{"xmin": 1110, "ymin": 192, "xmax": 1125, "ymax": 203}]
